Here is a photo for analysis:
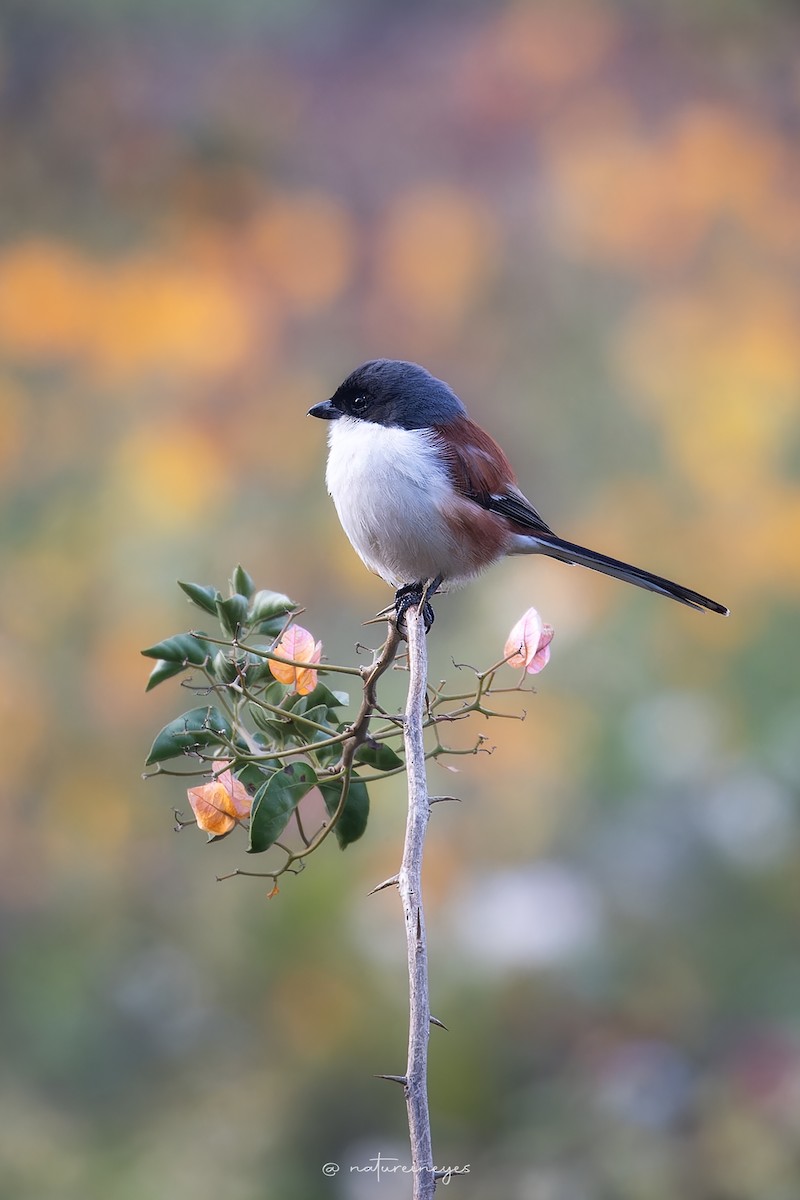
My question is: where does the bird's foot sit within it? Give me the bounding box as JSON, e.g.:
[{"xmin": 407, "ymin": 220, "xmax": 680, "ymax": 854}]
[{"xmin": 394, "ymin": 576, "xmax": 443, "ymax": 636}]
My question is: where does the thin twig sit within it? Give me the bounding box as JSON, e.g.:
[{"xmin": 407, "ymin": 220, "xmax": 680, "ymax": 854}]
[{"xmin": 398, "ymin": 604, "xmax": 435, "ymax": 1199}]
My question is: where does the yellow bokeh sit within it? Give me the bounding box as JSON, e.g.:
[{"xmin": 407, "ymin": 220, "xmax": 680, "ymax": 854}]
[
  {"xmin": 87, "ymin": 618, "xmax": 169, "ymax": 724},
  {"xmin": 711, "ymin": 482, "xmax": 800, "ymax": 596},
  {"xmin": 545, "ymin": 121, "xmax": 705, "ymax": 269},
  {"xmin": 0, "ymin": 240, "xmax": 98, "ymax": 357},
  {"xmin": 109, "ymin": 422, "xmax": 232, "ymax": 530},
  {"xmin": 0, "ymin": 239, "xmax": 256, "ymax": 380},
  {"xmin": 377, "ymin": 183, "xmax": 499, "ymax": 325},
  {"xmin": 92, "ymin": 255, "xmax": 255, "ymax": 380},
  {"xmin": 543, "ymin": 100, "xmax": 795, "ymax": 271},
  {"xmin": 250, "ymin": 191, "xmax": 356, "ymax": 314},
  {"xmin": 615, "ymin": 278, "xmax": 800, "ymax": 499},
  {"xmin": 667, "ymin": 105, "xmax": 785, "ymax": 227}
]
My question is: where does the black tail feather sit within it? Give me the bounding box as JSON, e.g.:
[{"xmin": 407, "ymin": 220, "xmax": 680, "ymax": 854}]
[{"xmin": 530, "ymin": 533, "xmax": 729, "ymax": 615}]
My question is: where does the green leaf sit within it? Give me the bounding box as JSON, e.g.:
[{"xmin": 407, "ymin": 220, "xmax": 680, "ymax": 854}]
[
  {"xmin": 231, "ymin": 564, "xmax": 255, "ymax": 598},
  {"xmin": 145, "ymin": 706, "xmax": 233, "ymax": 766},
  {"xmin": 250, "ymin": 679, "xmax": 289, "ymax": 705},
  {"xmin": 216, "ymin": 594, "xmax": 249, "ymax": 637},
  {"xmin": 283, "ymin": 692, "xmax": 338, "ymax": 721},
  {"xmin": 178, "ymin": 580, "xmax": 222, "ymax": 615},
  {"xmin": 248, "ymin": 589, "xmax": 295, "ymax": 624},
  {"xmin": 141, "ymin": 632, "xmax": 212, "ymax": 692},
  {"xmin": 210, "ymin": 651, "xmax": 238, "ymax": 684},
  {"xmin": 235, "ymin": 762, "xmax": 277, "ymax": 792},
  {"xmin": 300, "ymin": 682, "xmax": 349, "ymax": 714},
  {"xmin": 282, "ymin": 695, "xmax": 328, "ymax": 722},
  {"xmin": 145, "ymin": 659, "xmax": 186, "ymax": 692},
  {"xmin": 253, "ymin": 617, "xmax": 291, "ymax": 638},
  {"xmin": 246, "ymin": 682, "xmax": 291, "ymax": 740},
  {"xmin": 248, "ymin": 701, "xmax": 289, "ymax": 743},
  {"xmin": 279, "ymin": 703, "xmax": 337, "ymax": 748},
  {"xmin": 240, "ymin": 658, "xmax": 277, "ymax": 686},
  {"xmin": 298, "ymin": 704, "xmax": 333, "ymax": 730},
  {"xmin": 354, "ymin": 741, "xmax": 405, "ymax": 772},
  {"xmin": 249, "ymin": 762, "xmax": 317, "ymax": 853},
  {"xmin": 319, "ymin": 775, "xmax": 370, "ymax": 848},
  {"xmin": 141, "ymin": 632, "xmax": 211, "ymax": 664},
  {"xmin": 311, "ymin": 728, "xmax": 344, "ymax": 767},
  {"xmin": 282, "ymin": 690, "xmax": 310, "ymax": 714}
]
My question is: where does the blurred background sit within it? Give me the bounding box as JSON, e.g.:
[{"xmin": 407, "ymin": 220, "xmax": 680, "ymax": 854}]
[{"xmin": 2, "ymin": 0, "xmax": 800, "ymax": 1196}]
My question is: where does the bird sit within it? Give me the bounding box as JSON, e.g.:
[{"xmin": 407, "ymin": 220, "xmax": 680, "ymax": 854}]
[{"xmin": 308, "ymin": 358, "xmax": 729, "ymax": 630}]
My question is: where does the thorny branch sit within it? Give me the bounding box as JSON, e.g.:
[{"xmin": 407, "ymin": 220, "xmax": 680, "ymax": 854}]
[{"xmin": 397, "ymin": 602, "xmax": 436, "ymax": 1199}]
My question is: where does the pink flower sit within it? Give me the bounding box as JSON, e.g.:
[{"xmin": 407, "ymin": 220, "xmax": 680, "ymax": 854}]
[
  {"xmin": 504, "ymin": 607, "xmax": 554, "ymax": 675},
  {"xmin": 268, "ymin": 624, "xmax": 323, "ymax": 695},
  {"xmin": 187, "ymin": 760, "xmax": 251, "ymax": 836}
]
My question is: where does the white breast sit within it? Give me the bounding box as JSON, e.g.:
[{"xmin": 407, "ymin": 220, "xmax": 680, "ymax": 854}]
[{"xmin": 325, "ymin": 419, "xmax": 461, "ymax": 586}]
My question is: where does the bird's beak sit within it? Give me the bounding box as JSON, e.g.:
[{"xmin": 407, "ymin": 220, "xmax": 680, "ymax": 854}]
[{"xmin": 308, "ymin": 399, "xmax": 340, "ymax": 420}]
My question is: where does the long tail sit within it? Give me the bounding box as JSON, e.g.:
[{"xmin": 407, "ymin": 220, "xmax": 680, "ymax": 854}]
[{"xmin": 527, "ymin": 533, "xmax": 729, "ymax": 615}]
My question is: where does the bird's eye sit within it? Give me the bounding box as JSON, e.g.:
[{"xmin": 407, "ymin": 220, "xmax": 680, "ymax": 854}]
[{"xmin": 351, "ymin": 393, "xmax": 369, "ymax": 412}]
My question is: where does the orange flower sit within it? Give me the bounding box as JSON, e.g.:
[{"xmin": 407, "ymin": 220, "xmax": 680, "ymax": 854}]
[
  {"xmin": 268, "ymin": 624, "xmax": 322, "ymax": 696},
  {"xmin": 187, "ymin": 760, "xmax": 251, "ymax": 836},
  {"xmin": 504, "ymin": 608, "xmax": 554, "ymax": 675}
]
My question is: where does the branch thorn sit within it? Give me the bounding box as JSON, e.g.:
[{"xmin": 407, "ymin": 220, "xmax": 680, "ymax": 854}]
[{"xmin": 367, "ymin": 874, "xmax": 400, "ymax": 896}]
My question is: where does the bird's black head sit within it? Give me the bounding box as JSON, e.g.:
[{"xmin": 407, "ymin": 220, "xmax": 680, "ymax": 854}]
[{"xmin": 308, "ymin": 359, "xmax": 466, "ymax": 429}]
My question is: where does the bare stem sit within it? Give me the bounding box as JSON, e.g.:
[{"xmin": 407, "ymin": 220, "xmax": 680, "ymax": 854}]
[{"xmin": 399, "ymin": 604, "xmax": 435, "ymax": 1198}]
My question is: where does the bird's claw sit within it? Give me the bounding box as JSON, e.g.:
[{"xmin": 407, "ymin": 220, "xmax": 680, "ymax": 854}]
[{"xmin": 393, "ymin": 577, "xmax": 442, "ymax": 637}]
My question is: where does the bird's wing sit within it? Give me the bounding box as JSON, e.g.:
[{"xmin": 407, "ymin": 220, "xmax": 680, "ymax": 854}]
[
  {"xmin": 431, "ymin": 418, "xmax": 555, "ymax": 535},
  {"xmin": 481, "ymin": 485, "xmax": 555, "ymax": 537}
]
